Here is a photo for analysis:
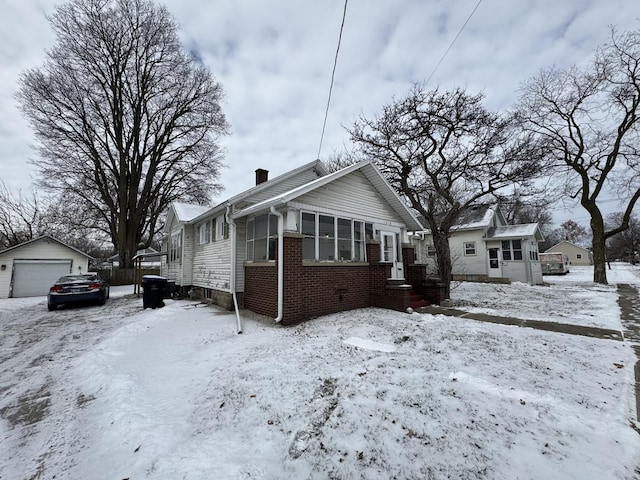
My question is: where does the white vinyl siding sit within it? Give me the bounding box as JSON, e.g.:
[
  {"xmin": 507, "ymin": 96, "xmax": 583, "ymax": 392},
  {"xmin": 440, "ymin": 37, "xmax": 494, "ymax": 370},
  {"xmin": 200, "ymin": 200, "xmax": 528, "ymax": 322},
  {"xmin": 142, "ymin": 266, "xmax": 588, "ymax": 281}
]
[
  {"xmin": 449, "ymin": 231, "xmax": 488, "ymax": 275},
  {"xmin": 192, "ymin": 236, "xmax": 232, "ymax": 291},
  {"xmin": 295, "ymin": 171, "xmax": 400, "ymax": 225}
]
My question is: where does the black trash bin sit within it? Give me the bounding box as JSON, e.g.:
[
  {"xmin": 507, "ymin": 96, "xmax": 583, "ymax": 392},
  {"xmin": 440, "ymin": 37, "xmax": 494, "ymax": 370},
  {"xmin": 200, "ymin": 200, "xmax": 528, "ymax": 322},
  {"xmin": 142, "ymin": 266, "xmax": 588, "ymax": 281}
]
[{"xmin": 141, "ymin": 275, "xmax": 168, "ymax": 309}]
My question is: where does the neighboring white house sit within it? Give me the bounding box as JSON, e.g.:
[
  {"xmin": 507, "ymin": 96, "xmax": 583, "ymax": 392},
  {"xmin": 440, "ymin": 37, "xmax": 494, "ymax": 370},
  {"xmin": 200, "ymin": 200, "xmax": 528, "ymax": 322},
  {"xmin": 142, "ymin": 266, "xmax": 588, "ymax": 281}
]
[
  {"xmin": 0, "ymin": 235, "xmax": 92, "ymax": 298},
  {"xmin": 544, "ymin": 241, "xmax": 593, "ymax": 266},
  {"xmin": 412, "ymin": 204, "xmax": 545, "ymax": 285},
  {"xmin": 161, "ymin": 159, "xmax": 426, "ymax": 324}
]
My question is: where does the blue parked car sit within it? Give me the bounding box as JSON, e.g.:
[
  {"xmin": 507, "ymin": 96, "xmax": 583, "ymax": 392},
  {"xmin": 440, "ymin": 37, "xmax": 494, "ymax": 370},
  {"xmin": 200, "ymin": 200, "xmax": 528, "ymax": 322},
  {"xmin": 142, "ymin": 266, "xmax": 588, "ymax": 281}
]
[{"xmin": 47, "ymin": 273, "xmax": 110, "ymax": 311}]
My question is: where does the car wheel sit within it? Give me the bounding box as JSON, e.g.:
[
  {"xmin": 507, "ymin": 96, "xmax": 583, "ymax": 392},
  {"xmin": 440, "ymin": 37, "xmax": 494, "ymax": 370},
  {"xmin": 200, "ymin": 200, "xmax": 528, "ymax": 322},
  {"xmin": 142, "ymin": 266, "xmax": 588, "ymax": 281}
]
[
  {"xmin": 48, "ymin": 304, "xmax": 57, "ymax": 311},
  {"xmin": 98, "ymin": 295, "xmax": 106, "ymax": 306}
]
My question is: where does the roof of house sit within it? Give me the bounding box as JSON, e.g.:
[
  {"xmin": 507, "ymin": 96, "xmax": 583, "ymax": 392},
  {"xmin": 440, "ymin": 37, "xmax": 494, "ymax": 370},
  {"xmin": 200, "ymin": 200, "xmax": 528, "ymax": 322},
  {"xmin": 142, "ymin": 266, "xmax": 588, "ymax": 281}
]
[
  {"xmin": 486, "ymin": 223, "xmax": 544, "ymax": 241},
  {"xmin": 0, "ymin": 235, "xmax": 93, "ymax": 258},
  {"xmin": 544, "ymin": 240, "xmax": 591, "ymax": 253},
  {"xmin": 171, "ymin": 159, "xmax": 328, "ymax": 226},
  {"xmin": 417, "ymin": 204, "xmax": 504, "ymax": 233},
  {"xmin": 453, "ymin": 204, "xmax": 498, "ymax": 230},
  {"xmin": 230, "ymin": 160, "xmax": 424, "ymax": 231},
  {"xmin": 172, "ymin": 203, "xmax": 210, "ymax": 223},
  {"xmin": 109, "ymin": 247, "xmax": 162, "ymax": 262}
]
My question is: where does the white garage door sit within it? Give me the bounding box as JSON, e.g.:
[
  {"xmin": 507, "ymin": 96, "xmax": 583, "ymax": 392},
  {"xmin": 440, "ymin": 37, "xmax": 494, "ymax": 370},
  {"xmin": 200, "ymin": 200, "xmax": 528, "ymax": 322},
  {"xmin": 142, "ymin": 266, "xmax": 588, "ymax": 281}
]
[{"xmin": 12, "ymin": 260, "xmax": 72, "ymax": 298}]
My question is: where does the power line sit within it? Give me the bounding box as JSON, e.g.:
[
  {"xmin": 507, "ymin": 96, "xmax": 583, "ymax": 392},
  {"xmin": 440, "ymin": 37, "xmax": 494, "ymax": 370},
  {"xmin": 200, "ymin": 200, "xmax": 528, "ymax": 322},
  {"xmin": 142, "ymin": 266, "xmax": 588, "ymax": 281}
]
[
  {"xmin": 317, "ymin": 0, "xmax": 348, "ymax": 160},
  {"xmin": 425, "ymin": 0, "xmax": 482, "ymax": 86}
]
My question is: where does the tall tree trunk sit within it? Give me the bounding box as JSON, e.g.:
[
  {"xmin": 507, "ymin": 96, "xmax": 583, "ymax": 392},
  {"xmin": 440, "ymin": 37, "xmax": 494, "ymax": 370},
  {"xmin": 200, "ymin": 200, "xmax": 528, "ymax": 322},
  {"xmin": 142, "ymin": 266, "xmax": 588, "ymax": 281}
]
[
  {"xmin": 433, "ymin": 231, "xmax": 453, "ymax": 299},
  {"xmin": 590, "ymin": 212, "xmax": 608, "ymax": 284}
]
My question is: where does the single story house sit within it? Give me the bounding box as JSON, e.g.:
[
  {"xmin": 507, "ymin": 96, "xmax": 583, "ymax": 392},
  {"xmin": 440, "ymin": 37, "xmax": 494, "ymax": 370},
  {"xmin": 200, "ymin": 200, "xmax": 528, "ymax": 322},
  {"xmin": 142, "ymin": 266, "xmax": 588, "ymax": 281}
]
[
  {"xmin": 544, "ymin": 241, "xmax": 593, "ymax": 266},
  {"xmin": 412, "ymin": 204, "xmax": 545, "ymax": 285},
  {"xmin": 0, "ymin": 235, "xmax": 92, "ymax": 298},
  {"xmin": 161, "ymin": 159, "xmax": 428, "ymax": 324}
]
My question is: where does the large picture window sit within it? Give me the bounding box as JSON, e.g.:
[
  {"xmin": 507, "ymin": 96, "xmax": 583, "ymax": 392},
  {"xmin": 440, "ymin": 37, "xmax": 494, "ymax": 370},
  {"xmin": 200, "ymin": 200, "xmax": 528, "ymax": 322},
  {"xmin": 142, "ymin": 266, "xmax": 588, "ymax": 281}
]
[
  {"xmin": 246, "ymin": 214, "xmax": 278, "ymax": 261},
  {"xmin": 301, "ymin": 212, "xmax": 369, "ymax": 262},
  {"xmin": 501, "ymin": 240, "xmax": 523, "ymax": 261}
]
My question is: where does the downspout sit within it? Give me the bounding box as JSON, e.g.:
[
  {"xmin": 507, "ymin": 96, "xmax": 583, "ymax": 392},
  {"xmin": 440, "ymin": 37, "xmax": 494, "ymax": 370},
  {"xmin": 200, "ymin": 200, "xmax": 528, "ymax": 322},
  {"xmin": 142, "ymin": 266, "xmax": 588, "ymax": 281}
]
[
  {"xmin": 225, "ymin": 205, "xmax": 243, "ymax": 334},
  {"xmin": 270, "ymin": 206, "xmax": 284, "ymax": 323}
]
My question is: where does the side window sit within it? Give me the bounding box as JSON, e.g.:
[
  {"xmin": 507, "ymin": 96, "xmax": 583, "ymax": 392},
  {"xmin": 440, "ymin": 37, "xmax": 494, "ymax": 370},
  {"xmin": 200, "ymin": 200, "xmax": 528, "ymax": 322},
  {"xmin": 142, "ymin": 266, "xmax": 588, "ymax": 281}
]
[
  {"xmin": 170, "ymin": 231, "xmax": 182, "ymax": 262},
  {"xmin": 318, "ymin": 215, "xmax": 335, "ymax": 261},
  {"xmin": 512, "ymin": 240, "xmax": 522, "ymax": 260},
  {"xmin": 501, "ymin": 240, "xmax": 512, "ymax": 260},
  {"xmin": 337, "ymin": 218, "xmax": 352, "ymax": 261},
  {"xmin": 300, "ymin": 212, "xmax": 369, "ymax": 262},
  {"xmin": 246, "ymin": 214, "xmax": 278, "ymax": 261},
  {"xmin": 302, "ymin": 212, "xmax": 316, "ymax": 260},
  {"xmin": 464, "ymin": 242, "xmax": 476, "ymax": 256},
  {"xmin": 502, "ymin": 240, "xmax": 523, "ymax": 261}
]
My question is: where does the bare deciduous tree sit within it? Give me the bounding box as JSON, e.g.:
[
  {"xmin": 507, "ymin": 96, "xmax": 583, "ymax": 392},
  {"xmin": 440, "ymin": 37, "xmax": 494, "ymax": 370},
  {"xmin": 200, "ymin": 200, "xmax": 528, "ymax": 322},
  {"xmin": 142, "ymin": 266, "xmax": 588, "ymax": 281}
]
[
  {"xmin": 517, "ymin": 27, "xmax": 640, "ymax": 284},
  {"xmin": 558, "ymin": 219, "xmax": 588, "ymax": 245},
  {"xmin": 0, "ymin": 181, "xmax": 49, "ymax": 248},
  {"xmin": 606, "ymin": 212, "xmax": 640, "ymax": 261},
  {"xmin": 350, "ymin": 86, "xmax": 545, "ymax": 298},
  {"xmin": 17, "ymin": 0, "xmax": 229, "ymax": 268}
]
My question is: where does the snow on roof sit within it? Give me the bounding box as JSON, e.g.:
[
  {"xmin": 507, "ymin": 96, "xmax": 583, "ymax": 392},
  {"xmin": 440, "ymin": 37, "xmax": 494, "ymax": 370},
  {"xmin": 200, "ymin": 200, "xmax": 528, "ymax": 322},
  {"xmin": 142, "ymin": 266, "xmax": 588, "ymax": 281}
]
[
  {"xmin": 172, "ymin": 202, "xmax": 210, "ymax": 222},
  {"xmin": 452, "ymin": 204, "xmax": 496, "ymax": 230},
  {"xmin": 486, "ymin": 223, "xmax": 540, "ymax": 239}
]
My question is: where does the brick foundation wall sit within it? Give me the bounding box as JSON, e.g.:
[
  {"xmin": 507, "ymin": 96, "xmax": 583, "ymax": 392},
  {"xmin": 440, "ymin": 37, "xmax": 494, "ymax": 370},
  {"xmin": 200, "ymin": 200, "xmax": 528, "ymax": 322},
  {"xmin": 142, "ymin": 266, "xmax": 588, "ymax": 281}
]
[
  {"xmin": 243, "ymin": 235, "xmax": 414, "ymax": 324},
  {"xmin": 244, "ymin": 264, "xmax": 278, "ymax": 318},
  {"xmin": 281, "ymin": 235, "xmax": 372, "ymax": 324}
]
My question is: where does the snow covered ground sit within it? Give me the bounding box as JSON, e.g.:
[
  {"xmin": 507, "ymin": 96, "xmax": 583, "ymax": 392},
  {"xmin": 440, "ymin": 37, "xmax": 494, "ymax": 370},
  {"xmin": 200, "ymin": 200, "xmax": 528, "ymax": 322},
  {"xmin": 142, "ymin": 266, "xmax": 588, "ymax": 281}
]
[
  {"xmin": 1, "ymin": 264, "xmax": 639, "ymax": 479},
  {"xmin": 450, "ymin": 264, "xmax": 640, "ymax": 330}
]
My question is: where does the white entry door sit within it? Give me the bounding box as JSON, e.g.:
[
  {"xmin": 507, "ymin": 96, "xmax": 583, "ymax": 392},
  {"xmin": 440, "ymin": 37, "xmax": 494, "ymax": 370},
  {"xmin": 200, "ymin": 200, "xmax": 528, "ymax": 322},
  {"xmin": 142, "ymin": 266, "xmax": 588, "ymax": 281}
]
[
  {"xmin": 381, "ymin": 232, "xmax": 404, "ymax": 279},
  {"xmin": 487, "ymin": 248, "xmax": 502, "ymax": 278}
]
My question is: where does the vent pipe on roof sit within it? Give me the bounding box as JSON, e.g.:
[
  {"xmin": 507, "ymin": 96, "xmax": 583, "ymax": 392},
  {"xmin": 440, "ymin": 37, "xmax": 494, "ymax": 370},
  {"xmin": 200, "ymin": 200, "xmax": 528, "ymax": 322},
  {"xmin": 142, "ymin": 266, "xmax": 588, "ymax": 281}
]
[{"xmin": 255, "ymin": 168, "xmax": 269, "ymax": 185}]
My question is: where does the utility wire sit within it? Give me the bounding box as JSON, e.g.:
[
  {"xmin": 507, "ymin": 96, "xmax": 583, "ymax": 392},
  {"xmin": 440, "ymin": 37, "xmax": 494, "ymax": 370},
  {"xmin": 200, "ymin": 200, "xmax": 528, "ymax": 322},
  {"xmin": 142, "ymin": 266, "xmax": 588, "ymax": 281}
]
[
  {"xmin": 317, "ymin": 0, "xmax": 348, "ymax": 160},
  {"xmin": 424, "ymin": 0, "xmax": 482, "ymax": 86}
]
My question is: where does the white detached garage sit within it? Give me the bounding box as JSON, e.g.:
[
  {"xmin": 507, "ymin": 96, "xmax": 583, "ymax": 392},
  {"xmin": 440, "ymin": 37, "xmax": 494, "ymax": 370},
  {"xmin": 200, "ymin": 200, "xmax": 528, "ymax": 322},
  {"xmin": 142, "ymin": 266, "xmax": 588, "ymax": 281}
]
[{"xmin": 0, "ymin": 236, "xmax": 92, "ymax": 298}]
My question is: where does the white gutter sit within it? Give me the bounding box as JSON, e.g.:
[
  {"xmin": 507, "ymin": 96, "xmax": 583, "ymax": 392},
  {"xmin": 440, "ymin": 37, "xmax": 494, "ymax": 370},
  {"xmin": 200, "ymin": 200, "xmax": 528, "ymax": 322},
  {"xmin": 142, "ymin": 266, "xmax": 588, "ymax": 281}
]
[
  {"xmin": 270, "ymin": 206, "xmax": 284, "ymax": 323},
  {"xmin": 225, "ymin": 205, "xmax": 243, "ymax": 334}
]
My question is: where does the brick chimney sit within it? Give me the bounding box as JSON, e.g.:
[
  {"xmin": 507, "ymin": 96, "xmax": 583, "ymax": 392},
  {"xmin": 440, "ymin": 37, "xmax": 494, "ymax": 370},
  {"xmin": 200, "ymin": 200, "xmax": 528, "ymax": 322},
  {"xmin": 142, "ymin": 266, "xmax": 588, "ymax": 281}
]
[{"xmin": 255, "ymin": 168, "xmax": 269, "ymax": 185}]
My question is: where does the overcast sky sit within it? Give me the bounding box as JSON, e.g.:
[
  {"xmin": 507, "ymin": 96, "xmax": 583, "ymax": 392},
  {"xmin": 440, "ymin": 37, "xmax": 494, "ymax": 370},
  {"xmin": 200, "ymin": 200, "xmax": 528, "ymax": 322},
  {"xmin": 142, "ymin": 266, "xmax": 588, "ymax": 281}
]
[{"xmin": 1, "ymin": 0, "xmax": 638, "ymax": 226}]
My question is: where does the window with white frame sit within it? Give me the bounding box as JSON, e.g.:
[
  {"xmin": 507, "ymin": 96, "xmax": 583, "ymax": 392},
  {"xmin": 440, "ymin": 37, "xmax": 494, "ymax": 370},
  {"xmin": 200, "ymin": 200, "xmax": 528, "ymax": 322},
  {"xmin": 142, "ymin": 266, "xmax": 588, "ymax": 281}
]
[
  {"xmin": 246, "ymin": 214, "xmax": 278, "ymax": 261},
  {"xmin": 501, "ymin": 239, "xmax": 523, "ymax": 260},
  {"xmin": 197, "ymin": 220, "xmax": 211, "ymax": 245},
  {"xmin": 529, "ymin": 241, "xmax": 538, "ymax": 261},
  {"xmin": 464, "ymin": 241, "xmax": 476, "ymax": 256},
  {"xmin": 301, "ymin": 211, "xmax": 369, "ymax": 262},
  {"xmin": 216, "ymin": 216, "xmax": 229, "ymax": 240},
  {"xmin": 427, "ymin": 245, "xmax": 437, "ymax": 257},
  {"xmin": 170, "ymin": 231, "xmax": 182, "ymax": 262}
]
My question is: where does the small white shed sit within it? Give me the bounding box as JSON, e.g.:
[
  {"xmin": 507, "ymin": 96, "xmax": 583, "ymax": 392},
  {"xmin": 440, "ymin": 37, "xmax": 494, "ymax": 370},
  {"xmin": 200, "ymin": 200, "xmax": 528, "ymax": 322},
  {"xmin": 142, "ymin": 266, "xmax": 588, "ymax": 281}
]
[{"xmin": 0, "ymin": 236, "xmax": 92, "ymax": 298}]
